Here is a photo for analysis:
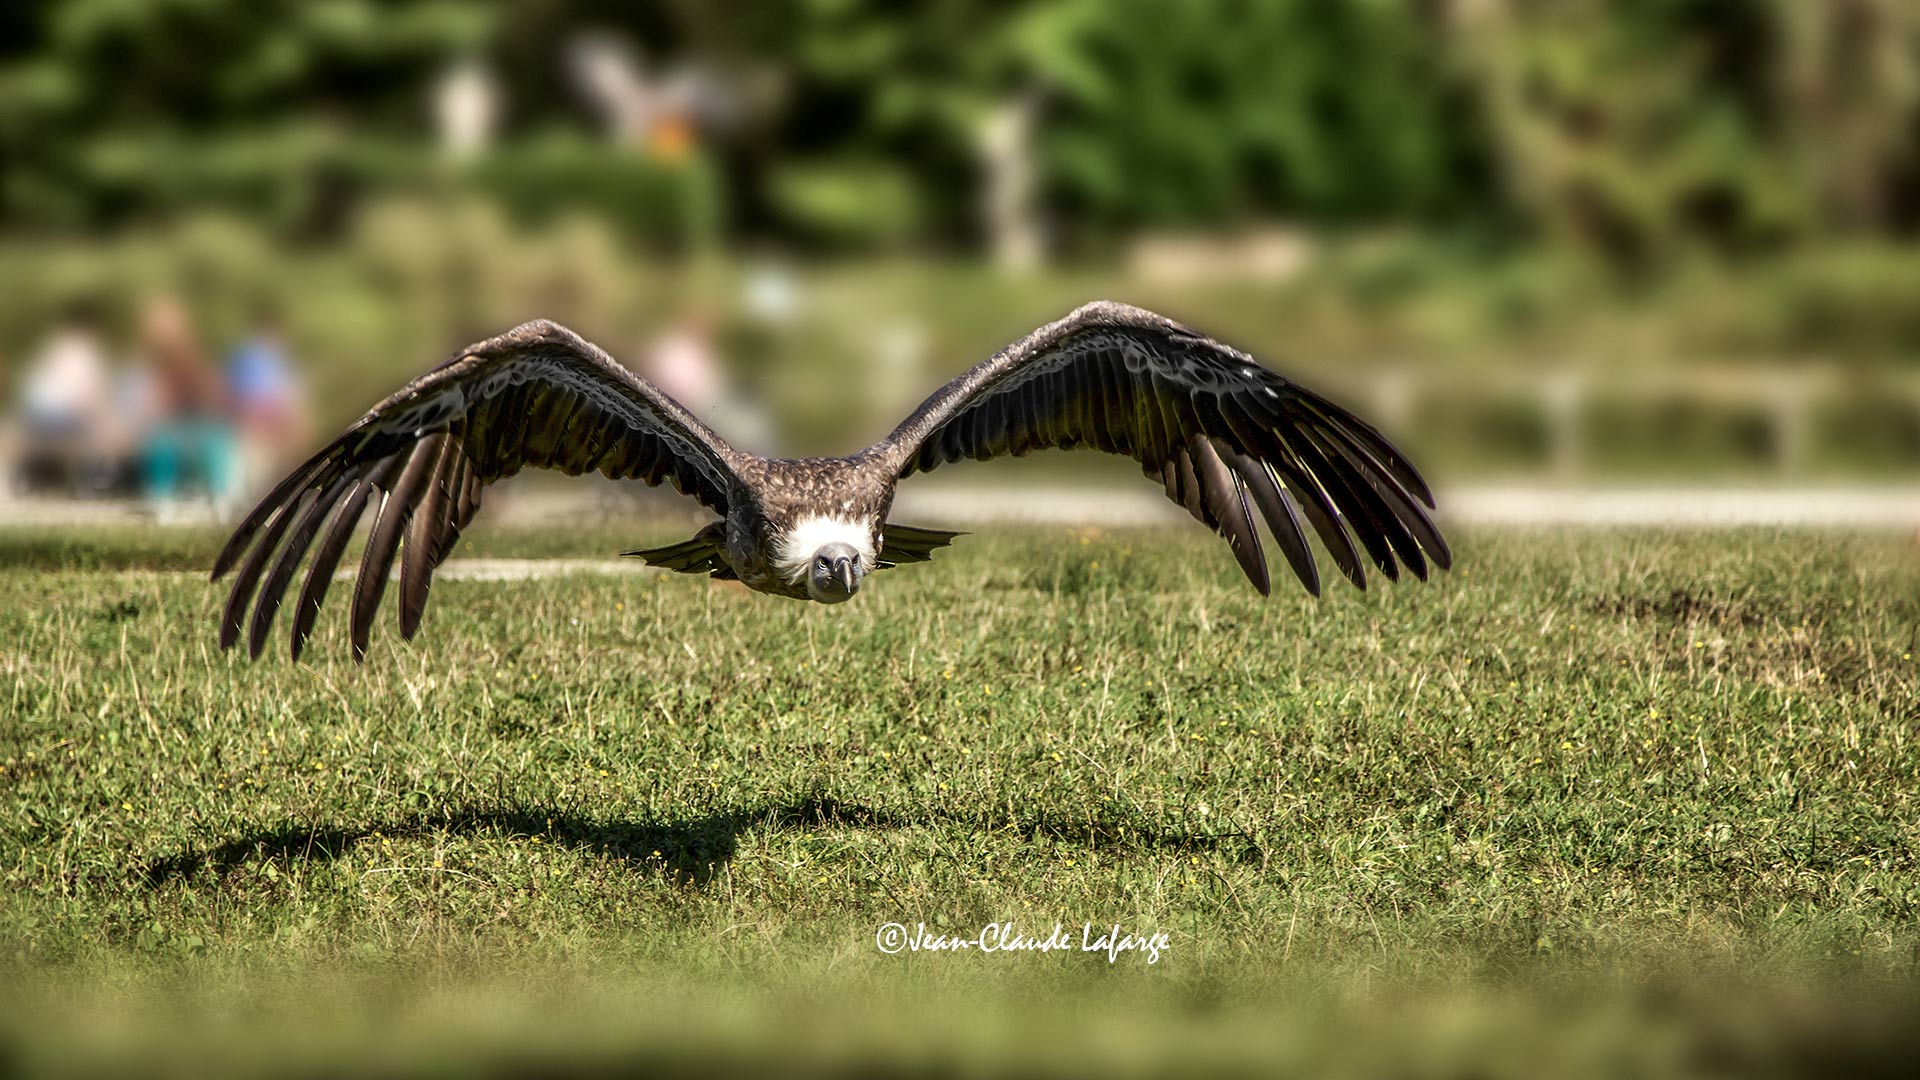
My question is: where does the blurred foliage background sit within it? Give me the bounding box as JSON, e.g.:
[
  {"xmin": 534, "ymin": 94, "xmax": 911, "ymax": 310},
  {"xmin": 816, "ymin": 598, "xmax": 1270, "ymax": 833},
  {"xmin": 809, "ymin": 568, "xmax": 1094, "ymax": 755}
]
[
  {"xmin": 2, "ymin": 0, "xmax": 1918, "ymax": 476},
  {"xmin": 6, "ymin": 0, "xmax": 1917, "ymax": 250}
]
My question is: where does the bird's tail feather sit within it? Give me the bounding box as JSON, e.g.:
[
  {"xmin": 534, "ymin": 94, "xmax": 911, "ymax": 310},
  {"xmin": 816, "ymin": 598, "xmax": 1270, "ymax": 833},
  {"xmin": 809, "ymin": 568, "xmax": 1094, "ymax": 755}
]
[
  {"xmin": 877, "ymin": 522, "xmax": 966, "ymax": 568},
  {"xmin": 624, "ymin": 524, "xmax": 734, "ymax": 578}
]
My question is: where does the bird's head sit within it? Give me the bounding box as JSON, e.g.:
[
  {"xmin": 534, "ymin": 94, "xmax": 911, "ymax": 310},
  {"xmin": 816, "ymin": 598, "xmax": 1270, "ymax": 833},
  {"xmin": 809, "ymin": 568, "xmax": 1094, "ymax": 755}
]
[{"xmin": 805, "ymin": 541, "xmax": 865, "ymax": 603}]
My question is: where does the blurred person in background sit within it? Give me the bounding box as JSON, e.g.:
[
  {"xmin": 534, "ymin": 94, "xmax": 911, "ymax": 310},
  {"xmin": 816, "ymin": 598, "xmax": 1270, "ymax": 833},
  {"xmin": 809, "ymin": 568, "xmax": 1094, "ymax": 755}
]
[
  {"xmin": 645, "ymin": 306, "xmax": 722, "ymax": 414},
  {"xmin": 644, "ymin": 306, "xmax": 774, "ymax": 452},
  {"xmin": 8, "ymin": 300, "xmax": 119, "ymax": 497},
  {"xmin": 223, "ymin": 302, "xmax": 310, "ymax": 494},
  {"xmin": 128, "ymin": 295, "xmax": 238, "ymax": 522}
]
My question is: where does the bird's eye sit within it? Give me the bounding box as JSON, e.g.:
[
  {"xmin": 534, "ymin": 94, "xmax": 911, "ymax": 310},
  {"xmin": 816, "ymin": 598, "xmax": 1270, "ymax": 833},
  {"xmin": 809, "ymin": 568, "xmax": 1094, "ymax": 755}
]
[{"xmin": 817, "ymin": 556, "xmax": 829, "ymax": 569}]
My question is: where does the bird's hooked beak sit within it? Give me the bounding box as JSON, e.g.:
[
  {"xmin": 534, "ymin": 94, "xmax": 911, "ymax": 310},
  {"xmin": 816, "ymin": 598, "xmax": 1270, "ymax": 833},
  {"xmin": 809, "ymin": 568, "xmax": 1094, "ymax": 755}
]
[{"xmin": 806, "ymin": 540, "xmax": 865, "ymax": 603}]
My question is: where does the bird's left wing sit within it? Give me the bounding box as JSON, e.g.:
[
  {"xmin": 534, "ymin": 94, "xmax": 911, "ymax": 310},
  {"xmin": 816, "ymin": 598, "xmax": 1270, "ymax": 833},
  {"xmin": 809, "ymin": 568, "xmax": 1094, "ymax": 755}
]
[
  {"xmin": 212, "ymin": 320, "xmax": 740, "ymax": 661},
  {"xmin": 878, "ymin": 301, "xmax": 1448, "ymax": 596}
]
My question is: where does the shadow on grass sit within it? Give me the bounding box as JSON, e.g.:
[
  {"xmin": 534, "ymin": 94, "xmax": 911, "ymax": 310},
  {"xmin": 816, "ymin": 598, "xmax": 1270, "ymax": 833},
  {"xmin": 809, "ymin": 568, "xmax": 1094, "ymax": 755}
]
[
  {"xmin": 140, "ymin": 796, "xmax": 897, "ymax": 889},
  {"xmin": 140, "ymin": 794, "xmax": 1255, "ymax": 891}
]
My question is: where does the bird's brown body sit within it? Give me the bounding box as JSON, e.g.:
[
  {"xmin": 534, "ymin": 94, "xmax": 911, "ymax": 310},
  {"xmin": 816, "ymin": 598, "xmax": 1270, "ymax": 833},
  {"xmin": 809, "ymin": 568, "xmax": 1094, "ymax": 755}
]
[
  {"xmin": 701, "ymin": 455, "xmax": 897, "ymax": 601},
  {"xmin": 213, "ymin": 301, "xmax": 1450, "ymax": 661}
]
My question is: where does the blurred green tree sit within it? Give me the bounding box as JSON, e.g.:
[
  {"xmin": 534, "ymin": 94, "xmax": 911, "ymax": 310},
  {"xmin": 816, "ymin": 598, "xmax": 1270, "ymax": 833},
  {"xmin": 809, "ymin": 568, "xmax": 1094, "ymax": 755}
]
[
  {"xmin": 1774, "ymin": 0, "xmax": 1920, "ymax": 234},
  {"xmin": 0, "ymin": 0, "xmax": 499, "ymax": 232},
  {"xmin": 2, "ymin": 0, "xmax": 1916, "ymax": 257},
  {"xmin": 1449, "ymin": 0, "xmax": 1920, "ymax": 263},
  {"xmin": 1021, "ymin": 0, "xmax": 1490, "ymax": 239}
]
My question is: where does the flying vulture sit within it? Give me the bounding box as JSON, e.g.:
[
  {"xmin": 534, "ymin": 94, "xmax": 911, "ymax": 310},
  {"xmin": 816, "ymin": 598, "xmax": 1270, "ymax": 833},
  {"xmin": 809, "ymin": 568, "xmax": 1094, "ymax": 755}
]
[{"xmin": 213, "ymin": 301, "xmax": 1449, "ymax": 661}]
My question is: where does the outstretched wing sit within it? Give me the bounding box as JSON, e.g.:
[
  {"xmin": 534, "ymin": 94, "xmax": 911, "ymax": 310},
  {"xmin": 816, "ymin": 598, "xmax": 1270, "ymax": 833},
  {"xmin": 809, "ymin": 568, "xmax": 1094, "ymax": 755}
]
[
  {"xmin": 879, "ymin": 301, "xmax": 1447, "ymax": 596},
  {"xmin": 212, "ymin": 319, "xmax": 739, "ymax": 661}
]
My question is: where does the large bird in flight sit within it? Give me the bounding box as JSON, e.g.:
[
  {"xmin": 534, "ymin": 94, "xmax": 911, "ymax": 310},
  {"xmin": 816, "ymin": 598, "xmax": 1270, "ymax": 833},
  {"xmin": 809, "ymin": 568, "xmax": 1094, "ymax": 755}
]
[{"xmin": 214, "ymin": 301, "xmax": 1449, "ymax": 661}]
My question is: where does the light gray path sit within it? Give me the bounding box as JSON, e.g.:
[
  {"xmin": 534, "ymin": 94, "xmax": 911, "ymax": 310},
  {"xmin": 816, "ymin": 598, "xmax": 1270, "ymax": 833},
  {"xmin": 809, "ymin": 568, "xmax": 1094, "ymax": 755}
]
[{"xmin": 4, "ymin": 485, "xmax": 1917, "ymax": 530}]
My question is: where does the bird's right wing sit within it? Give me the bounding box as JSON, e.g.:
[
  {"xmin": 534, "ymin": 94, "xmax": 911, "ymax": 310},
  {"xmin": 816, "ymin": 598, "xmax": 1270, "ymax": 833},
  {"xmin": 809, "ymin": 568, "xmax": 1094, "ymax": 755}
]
[
  {"xmin": 878, "ymin": 301, "xmax": 1447, "ymax": 597},
  {"xmin": 212, "ymin": 320, "xmax": 740, "ymax": 661}
]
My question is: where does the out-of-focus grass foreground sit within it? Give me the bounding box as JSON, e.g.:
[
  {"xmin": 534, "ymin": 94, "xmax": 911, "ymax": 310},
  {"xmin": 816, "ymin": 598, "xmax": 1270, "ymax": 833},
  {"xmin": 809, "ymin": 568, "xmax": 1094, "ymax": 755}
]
[{"xmin": 5, "ymin": 525, "xmax": 1920, "ymax": 1075}]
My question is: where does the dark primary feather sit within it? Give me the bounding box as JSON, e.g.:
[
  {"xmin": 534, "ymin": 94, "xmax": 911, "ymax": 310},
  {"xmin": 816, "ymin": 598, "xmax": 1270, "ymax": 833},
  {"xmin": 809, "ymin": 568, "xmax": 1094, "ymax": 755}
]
[
  {"xmin": 881, "ymin": 301, "xmax": 1448, "ymax": 595},
  {"xmin": 212, "ymin": 319, "xmax": 739, "ymax": 661}
]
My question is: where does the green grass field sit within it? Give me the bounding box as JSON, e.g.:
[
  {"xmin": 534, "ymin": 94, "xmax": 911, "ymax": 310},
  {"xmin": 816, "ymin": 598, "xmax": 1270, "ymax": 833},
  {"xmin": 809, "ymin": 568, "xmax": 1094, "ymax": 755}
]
[{"xmin": 3, "ymin": 522, "xmax": 1919, "ymax": 1075}]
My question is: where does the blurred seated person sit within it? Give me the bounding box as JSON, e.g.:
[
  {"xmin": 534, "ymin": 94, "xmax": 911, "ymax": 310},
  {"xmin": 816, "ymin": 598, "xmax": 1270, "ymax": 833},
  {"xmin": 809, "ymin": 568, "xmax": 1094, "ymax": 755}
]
[
  {"xmin": 647, "ymin": 308, "xmax": 722, "ymax": 416},
  {"xmin": 131, "ymin": 296, "xmax": 238, "ymax": 520},
  {"xmin": 9, "ymin": 300, "xmax": 119, "ymax": 496},
  {"xmin": 646, "ymin": 307, "xmax": 774, "ymax": 453},
  {"xmin": 224, "ymin": 304, "xmax": 309, "ymax": 493}
]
